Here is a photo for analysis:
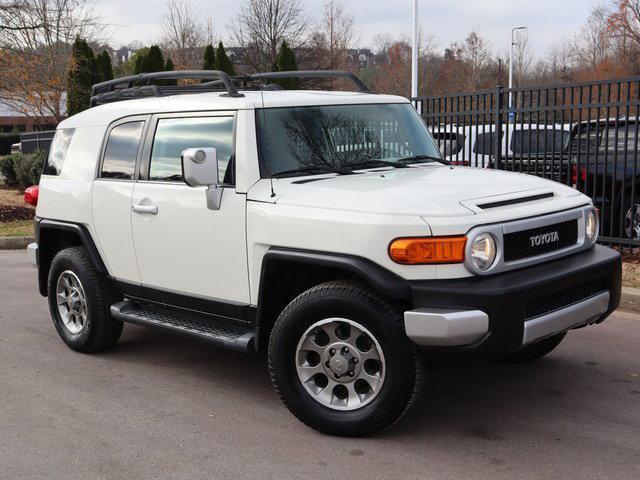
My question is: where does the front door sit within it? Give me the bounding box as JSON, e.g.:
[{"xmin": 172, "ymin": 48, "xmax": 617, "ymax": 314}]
[{"xmin": 131, "ymin": 112, "xmax": 250, "ymax": 304}]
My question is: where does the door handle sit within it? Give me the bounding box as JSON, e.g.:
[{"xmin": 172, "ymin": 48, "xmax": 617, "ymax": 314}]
[{"xmin": 132, "ymin": 204, "xmax": 158, "ymax": 215}]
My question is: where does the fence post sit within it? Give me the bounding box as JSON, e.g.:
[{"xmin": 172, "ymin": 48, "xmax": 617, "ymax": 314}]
[{"xmin": 494, "ymin": 85, "xmax": 504, "ymax": 169}]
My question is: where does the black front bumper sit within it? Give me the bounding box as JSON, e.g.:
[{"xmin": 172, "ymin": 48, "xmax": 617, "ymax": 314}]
[{"xmin": 410, "ymin": 245, "xmax": 621, "ymax": 358}]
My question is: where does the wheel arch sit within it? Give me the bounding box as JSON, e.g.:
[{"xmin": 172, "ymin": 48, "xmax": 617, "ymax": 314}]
[
  {"xmin": 35, "ymin": 218, "xmax": 108, "ymax": 297},
  {"xmin": 254, "ymin": 248, "xmax": 411, "ymax": 352}
]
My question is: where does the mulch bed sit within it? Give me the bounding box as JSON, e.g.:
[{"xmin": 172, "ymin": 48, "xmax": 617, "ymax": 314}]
[{"xmin": 0, "ymin": 204, "xmax": 35, "ymax": 222}]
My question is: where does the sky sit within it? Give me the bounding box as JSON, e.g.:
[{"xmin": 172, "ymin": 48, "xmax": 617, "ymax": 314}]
[{"xmin": 100, "ymin": 0, "xmax": 602, "ymax": 58}]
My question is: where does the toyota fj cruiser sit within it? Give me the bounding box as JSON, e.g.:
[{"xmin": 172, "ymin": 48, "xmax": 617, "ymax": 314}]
[{"xmin": 28, "ymin": 70, "xmax": 621, "ymax": 436}]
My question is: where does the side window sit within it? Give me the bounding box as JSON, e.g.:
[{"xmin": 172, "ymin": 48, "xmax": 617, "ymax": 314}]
[
  {"xmin": 149, "ymin": 116, "xmax": 235, "ymax": 183},
  {"xmin": 43, "ymin": 128, "xmax": 75, "ymax": 175},
  {"xmin": 511, "ymin": 129, "xmax": 569, "ymax": 155},
  {"xmin": 100, "ymin": 121, "xmax": 145, "ymax": 180},
  {"xmin": 473, "ymin": 131, "xmax": 503, "ymax": 155}
]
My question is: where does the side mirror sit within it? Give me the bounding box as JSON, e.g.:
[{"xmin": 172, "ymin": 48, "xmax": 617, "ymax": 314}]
[{"xmin": 181, "ymin": 147, "xmax": 222, "ymax": 210}]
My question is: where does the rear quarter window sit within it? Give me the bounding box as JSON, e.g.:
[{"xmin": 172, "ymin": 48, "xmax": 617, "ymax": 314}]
[{"xmin": 43, "ymin": 128, "xmax": 75, "ymax": 175}]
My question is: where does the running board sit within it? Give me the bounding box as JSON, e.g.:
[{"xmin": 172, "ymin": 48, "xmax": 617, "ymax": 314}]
[{"xmin": 110, "ymin": 300, "xmax": 254, "ymax": 353}]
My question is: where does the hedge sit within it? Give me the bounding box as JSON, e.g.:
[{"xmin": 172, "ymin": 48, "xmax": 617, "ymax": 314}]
[{"xmin": 0, "ymin": 151, "xmax": 46, "ymax": 190}]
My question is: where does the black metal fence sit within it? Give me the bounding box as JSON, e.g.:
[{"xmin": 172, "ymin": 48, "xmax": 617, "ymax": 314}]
[
  {"xmin": 413, "ymin": 77, "xmax": 640, "ymax": 251},
  {"xmin": 20, "ymin": 130, "xmax": 55, "ymax": 155}
]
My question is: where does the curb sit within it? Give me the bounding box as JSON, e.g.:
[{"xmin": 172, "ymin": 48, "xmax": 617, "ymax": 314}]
[
  {"xmin": 621, "ymin": 286, "xmax": 640, "ymax": 314},
  {"xmin": 0, "ymin": 236, "xmax": 34, "ymax": 250}
]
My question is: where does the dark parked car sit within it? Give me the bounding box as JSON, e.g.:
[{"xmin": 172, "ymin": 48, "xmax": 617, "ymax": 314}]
[{"xmin": 570, "ymin": 118, "xmax": 639, "ymax": 241}]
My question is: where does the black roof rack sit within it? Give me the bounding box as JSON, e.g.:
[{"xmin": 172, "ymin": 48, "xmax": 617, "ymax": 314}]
[
  {"xmin": 90, "ymin": 70, "xmax": 243, "ymax": 107},
  {"xmin": 237, "ymin": 70, "xmax": 373, "ymax": 93},
  {"xmin": 89, "ymin": 69, "xmax": 373, "ymax": 107}
]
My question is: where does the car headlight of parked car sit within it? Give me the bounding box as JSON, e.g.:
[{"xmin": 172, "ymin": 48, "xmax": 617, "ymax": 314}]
[{"xmin": 586, "ymin": 208, "xmax": 599, "ymax": 243}]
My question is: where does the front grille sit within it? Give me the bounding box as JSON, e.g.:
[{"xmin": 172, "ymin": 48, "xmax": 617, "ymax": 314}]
[
  {"xmin": 524, "ymin": 277, "xmax": 607, "ymax": 319},
  {"xmin": 504, "ymin": 219, "xmax": 578, "ymax": 262}
]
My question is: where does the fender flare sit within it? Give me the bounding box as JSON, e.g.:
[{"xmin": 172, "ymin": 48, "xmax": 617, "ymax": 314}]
[
  {"xmin": 254, "ymin": 247, "xmax": 411, "ymax": 349},
  {"xmin": 35, "ymin": 218, "xmax": 108, "ymax": 296}
]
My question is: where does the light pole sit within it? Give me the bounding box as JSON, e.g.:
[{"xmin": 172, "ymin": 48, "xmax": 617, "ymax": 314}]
[
  {"xmin": 411, "ymin": 0, "xmax": 419, "ymax": 99},
  {"xmin": 509, "ymin": 26, "xmax": 527, "ymax": 123}
]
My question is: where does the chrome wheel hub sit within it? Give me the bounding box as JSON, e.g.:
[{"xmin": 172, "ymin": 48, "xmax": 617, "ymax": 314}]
[
  {"xmin": 295, "ymin": 318, "xmax": 385, "ymax": 411},
  {"xmin": 56, "ymin": 270, "xmax": 87, "ymax": 334},
  {"xmin": 625, "ymin": 204, "xmax": 640, "ymax": 239}
]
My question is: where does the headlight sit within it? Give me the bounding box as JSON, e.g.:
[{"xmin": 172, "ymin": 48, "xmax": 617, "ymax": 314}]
[
  {"xmin": 470, "ymin": 233, "xmax": 497, "ymax": 270},
  {"xmin": 586, "ymin": 209, "xmax": 599, "ymax": 243}
]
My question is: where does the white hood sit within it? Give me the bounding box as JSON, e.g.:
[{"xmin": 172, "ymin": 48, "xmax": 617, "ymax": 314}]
[{"xmin": 255, "ymin": 165, "xmax": 581, "ymax": 217}]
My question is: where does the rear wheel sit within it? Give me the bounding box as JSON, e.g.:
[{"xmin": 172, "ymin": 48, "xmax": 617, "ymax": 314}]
[
  {"xmin": 268, "ymin": 281, "xmax": 422, "ymax": 437},
  {"xmin": 47, "ymin": 247, "xmax": 123, "ymax": 353},
  {"xmin": 500, "ymin": 332, "xmax": 567, "ymax": 363}
]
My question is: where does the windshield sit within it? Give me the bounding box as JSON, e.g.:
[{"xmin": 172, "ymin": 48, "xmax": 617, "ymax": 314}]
[{"xmin": 256, "ymin": 103, "xmax": 443, "ymax": 177}]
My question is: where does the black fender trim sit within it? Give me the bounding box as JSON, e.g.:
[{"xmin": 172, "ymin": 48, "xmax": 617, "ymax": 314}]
[
  {"xmin": 259, "ymin": 248, "xmax": 411, "ymax": 301},
  {"xmin": 254, "ymin": 247, "xmax": 411, "ymax": 349},
  {"xmin": 35, "ymin": 218, "xmax": 108, "ymax": 296}
]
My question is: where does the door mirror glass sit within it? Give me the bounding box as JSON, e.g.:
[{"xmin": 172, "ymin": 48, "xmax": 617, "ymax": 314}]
[{"xmin": 181, "ymin": 147, "xmax": 219, "ymax": 187}]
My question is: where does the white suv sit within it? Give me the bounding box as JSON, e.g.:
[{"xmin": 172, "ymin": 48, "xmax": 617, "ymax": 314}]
[{"xmin": 29, "ymin": 70, "xmax": 621, "ymax": 436}]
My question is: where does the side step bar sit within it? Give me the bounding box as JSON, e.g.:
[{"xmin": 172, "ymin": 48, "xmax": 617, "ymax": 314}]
[{"xmin": 110, "ymin": 300, "xmax": 254, "ymax": 353}]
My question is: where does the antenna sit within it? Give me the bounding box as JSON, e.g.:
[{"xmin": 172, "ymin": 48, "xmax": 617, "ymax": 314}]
[{"xmin": 259, "ymin": 87, "xmax": 276, "ymax": 198}]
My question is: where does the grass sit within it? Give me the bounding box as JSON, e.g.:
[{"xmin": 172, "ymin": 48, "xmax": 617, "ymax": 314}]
[{"xmin": 0, "ymin": 219, "xmax": 34, "ymax": 237}]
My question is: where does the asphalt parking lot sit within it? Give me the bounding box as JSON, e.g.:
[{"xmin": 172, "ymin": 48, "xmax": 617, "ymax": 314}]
[{"xmin": 1, "ymin": 249, "xmax": 639, "ymax": 480}]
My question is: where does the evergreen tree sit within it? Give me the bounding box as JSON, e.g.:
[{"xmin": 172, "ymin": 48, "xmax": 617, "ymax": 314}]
[
  {"xmin": 275, "ymin": 41, "xmax": 299, "ymax": 89},
  {"xmin": 202, "ymin": 44, "xmax": 216, "ymax": 83},
  {"xmin": 214, "ymin": 42, "xmax": 235, "ymax": 76},
  {"xmin": 132, "ymin": 48, "xmax": 150, "ymax": 74},
  {"xmin": 203, "ymin": 44, "xmax": 216, "ymax": 70},
  {"xmin": 164, "ymin": 58, "xmax": 177, "ymax": 86},
  {"xmin": 67, "ymin": 37, "xmax": 101, "ymax": 115},
  {"xmin": 97, "ymin": 51, "xmax": 114, "ymax": 81},
  {"xmin": 143, "ymin": 45, "xmax": 165, "ymax": 73}
]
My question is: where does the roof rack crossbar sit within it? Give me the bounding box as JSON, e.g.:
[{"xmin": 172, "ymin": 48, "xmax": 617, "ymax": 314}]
[
  {"xmin": 200, "ymin": 71, "xmax": 372, "ymax": 93},
  {"xmin": 90, "ymin": 70, "xmax": 243, "ymax": 106},
  {"xmin": 242, "ymin": 70, "xmax": 372, "ymax": 93}
]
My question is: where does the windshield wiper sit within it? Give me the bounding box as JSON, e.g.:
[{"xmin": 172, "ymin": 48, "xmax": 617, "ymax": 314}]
[
  {"xmin": 398, "ymin": 154, "xmax": 450, "ymax": 166},
  {"xmin": 273, "ymin": 165, "xmax": 353, "ymax": 178},
  {"xmin": 348, "ymin": 159, "xmax": 410, "ymax": 170}
]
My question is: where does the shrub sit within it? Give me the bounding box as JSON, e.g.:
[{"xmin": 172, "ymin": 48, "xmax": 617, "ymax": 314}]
[
  {"xmin": 0, "ymin": 151, "xmax": 46, "ymax": 190},
  {"xmin": 0, "ymin": 154, "xmax": 18, "ymax": 187}
]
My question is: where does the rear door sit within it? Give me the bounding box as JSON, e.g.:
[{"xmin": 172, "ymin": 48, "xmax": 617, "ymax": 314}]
[
  {"xmin": 91, "ymin": 116, "xmax": 149, "ymax": 283},
  {"xmin": 130, "ymin": 111, "xmax": 250, "ymax": 304}
]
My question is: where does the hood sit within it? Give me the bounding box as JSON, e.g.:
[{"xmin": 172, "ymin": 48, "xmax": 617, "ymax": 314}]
[{"xmin": 258, "ymin": 165, "xmax": 580, "ymax": 217}]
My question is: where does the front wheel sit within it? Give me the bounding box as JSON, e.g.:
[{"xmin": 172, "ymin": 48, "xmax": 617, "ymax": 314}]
[{"xmin": 268, "ymin": 281, "xmax": 423, "ymax": 437}]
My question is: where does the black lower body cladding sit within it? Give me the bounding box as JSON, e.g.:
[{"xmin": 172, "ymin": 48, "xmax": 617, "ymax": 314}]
[{"xmin": 410, "ymin": 245, "xmax": 622, "ymax": 359}]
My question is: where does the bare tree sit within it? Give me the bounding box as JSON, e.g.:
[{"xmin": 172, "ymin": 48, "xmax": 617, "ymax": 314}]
[
  {"xmin": 607, "ymin": 0, "xmax": 640, "ymax": 46},
  {"xmin": 228, "ymin": 0, "xmax": 308, "ymax": 72},
  {"xmin": 314, "ymin": 0, "xmax": 358, "ymax": 70},
  {"xmin": 372, "ymin": 33, "xmax": 392, "ymax": 60},
  {"xmin": 0, "ymin": 1, "xmax": 41, "ymax": 31},
  {"xmin": 160, "ymin": 0, "xmax": 213, "ymax": 71},
  {"xmin": 0, "ymin": 0, "xmax": 104, "ymax": 122},
  {"xmin": 512, "ymin": 29, "xmax": 533, "ymax": 86},
  {"xmin": 570, "ymin": 6, "xmax": 611, "ymax": 76}
]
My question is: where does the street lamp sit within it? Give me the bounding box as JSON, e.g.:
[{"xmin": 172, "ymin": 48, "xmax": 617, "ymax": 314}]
[
  {"xmin": 509, "ymin": 26, "xmax": 527, "ymax": 123},
  {"xmin": 411, "ymin": 0, "xmax": 419, "ymax": 99}
]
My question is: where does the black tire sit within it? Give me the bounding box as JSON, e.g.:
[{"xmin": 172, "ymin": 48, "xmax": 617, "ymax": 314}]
[
  {"xmin": 268, "ymin": 281, "xmax": 422, "ymax": 437},
  {"xmin": 621, "ymin": 193, "xmax": 640, "ymax": 240},
  {"xmin": 47, "ymin": 247, "xmax": 123, "ymax": 353},
  {"xmin": 500, "ymin": 332, "xmax": 567, "ymax": 363}
]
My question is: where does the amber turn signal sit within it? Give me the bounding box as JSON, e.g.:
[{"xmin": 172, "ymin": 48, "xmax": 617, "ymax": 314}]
[{"xmin": 389, "ymin": 236, "xmax": 467, "ymax": 264}]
